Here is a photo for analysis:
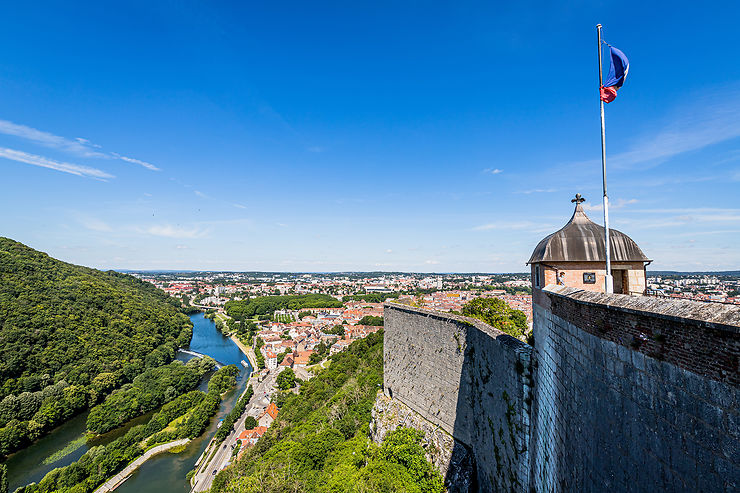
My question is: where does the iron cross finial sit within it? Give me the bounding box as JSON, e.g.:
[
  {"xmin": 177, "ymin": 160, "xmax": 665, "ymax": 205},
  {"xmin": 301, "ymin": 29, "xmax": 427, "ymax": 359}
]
[{"xmin": 571, "ymin": 193, "xmax": 585, "ymax": 205}]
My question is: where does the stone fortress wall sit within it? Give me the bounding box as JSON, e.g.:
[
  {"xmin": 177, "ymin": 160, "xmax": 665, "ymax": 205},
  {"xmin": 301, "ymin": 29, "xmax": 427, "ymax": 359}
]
[
  {"xmin": 382, "ymin": 288, "xmax": 739, "ymax": 492},
  {"xmin": 383, "ymin": 304, "xmax": 534, "ymax": 492}
]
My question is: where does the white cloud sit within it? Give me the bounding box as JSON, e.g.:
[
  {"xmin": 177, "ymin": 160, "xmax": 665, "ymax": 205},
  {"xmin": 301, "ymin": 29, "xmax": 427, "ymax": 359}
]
[
  {"xmin": 74, "ymin": 137, "xmax": 102, "ymax": 148},
  {"xmin": 0, "ymin": 147, "xmax": 114, "ymax": 179},
  {"xmin": 233, "ymin": 203, "xmax": 247, "ymax": 209},
  {"xmin": 472, "ymin": 220, "xmax": 550, "ymax": 232},
  {"xmin": 145, "ymin": 225, "xmax": 208, "ymax": 239},
  {"xmin": 307, "ymin": 146, "xmax": 325, "ymax": 153},
  {"xmin": 483, "ymin": 168, "xmax": 503, "ymax": 174},
  {"xmin": 386, "ymin": 249, "xmax": 393, "ymax": 254},
  {"xmin": 0, "ymin": 118, "xmax": 160, "ymax": 171},
  {"xmin": 194, "ymin": 190, "xmax": 209, "ymax": 199},
  {"xmin": 517, "ymin": 188, "xmax": 558, "ymax": 194},
  {"xmin": 0, "ymin": 119, "xmax": 107, "ymax": 157},
  {"xmin": 582, "ymin": 198, "xmax": 638, "ymax": 212},
  {"xmin": 424, "ymin": 259, "xmax": 440, "ymax": 265},
  {"xmin": 113, "ymin": 154, "xmax": 160, "ymax": 171},
  {"xmin": 79, "ymin": 217, "xmax": 113, "ymax": 232},
  {"xmin": 573, "ymin": 85, "xmax": 740, "ymax": 170}
]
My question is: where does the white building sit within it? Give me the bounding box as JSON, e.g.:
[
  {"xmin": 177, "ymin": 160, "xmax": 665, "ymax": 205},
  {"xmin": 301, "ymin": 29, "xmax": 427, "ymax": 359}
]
[{"xmin": 265, "ymin": 350, "xmax": 277, "ymax": 370}]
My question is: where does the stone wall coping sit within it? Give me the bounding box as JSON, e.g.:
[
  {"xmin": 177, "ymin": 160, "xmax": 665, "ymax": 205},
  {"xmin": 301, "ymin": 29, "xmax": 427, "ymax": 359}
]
[
  {"xmin": 384, "ymin": 302, "xmax": 532, "ymax": 351},
  {"xmin": 542, "ymin": 284, "xmax": 740, "ymax": 334}
]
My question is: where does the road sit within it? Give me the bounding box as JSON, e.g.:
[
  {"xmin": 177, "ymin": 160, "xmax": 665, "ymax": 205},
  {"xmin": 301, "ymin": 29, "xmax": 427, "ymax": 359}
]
[{"xmin": 190, "ymin": 368, "xmax": 280, "ymax": 492}]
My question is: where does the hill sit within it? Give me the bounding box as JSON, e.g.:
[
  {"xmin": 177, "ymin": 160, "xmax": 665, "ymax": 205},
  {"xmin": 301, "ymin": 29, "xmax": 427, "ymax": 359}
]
[
  {"xmin": 211, "ymin": 330, "xmax": 444, "ymax": 493},
  {"xmin": 0, "ymin": 238, "xmax": 192, "ymax": 456}
]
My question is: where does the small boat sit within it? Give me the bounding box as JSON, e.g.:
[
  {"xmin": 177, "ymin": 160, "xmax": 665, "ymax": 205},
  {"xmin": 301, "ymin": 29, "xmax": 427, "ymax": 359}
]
[
  {"xmin": 241, "ymin": 360, "xmax": 249, "ymax": 368},
  {"xmin": 217, "ymin": 419, "xmax": 224, "ymax": 429}
]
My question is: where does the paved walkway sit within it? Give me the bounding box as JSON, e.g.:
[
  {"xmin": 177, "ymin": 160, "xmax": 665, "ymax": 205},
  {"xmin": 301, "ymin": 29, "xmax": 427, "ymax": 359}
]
[{"xmin": 94, "ymin": 438, "xmax": 190, "ymax": 492}]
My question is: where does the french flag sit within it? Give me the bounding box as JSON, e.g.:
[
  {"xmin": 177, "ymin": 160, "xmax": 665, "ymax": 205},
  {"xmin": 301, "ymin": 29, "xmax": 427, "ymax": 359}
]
[{"xmin": 600, "ymin": 46, "xmax": 629, "ymax": 103}]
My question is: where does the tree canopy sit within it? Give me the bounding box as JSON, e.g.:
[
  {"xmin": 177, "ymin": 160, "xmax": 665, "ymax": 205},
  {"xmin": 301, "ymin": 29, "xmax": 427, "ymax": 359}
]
[
  {"xmin": 341, "ymin": 293, "xmax": 400, "ymax": 303},
  {"xmin": 460, "ymin": 297, "xmax": 528, "ymax": 339},
  {"xmin": 86, "ymin": 357, "xmax": 214, "ymax": 434},
  {"xmin": 0, "ymin": 238, "xmax": 192, "ymax": 456},
  {"xmin": 20, "ymin": 365, "xmax": 239, "ymax": 493},
  {"xmin": 210, "ymin": 331, "xmax": 444, "ymax": 493},
  {"xmin": 358, "ymin": 315, "xmax": 384, "ymax": 326},
  {"xmin": 225, "ymin": 294, "xmax": 342, "ymax": 319}
]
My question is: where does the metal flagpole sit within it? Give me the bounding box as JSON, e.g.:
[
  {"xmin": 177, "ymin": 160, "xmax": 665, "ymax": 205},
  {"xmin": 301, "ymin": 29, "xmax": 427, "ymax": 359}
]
[{"xmin": 597, "ymin": 24, "xmax": 613, "ymax": 294}]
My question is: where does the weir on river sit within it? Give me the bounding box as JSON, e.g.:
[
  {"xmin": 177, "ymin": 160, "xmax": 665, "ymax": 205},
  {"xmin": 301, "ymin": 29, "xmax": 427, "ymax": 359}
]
[
  {"xmin": 7, "ymin": 312, "xmax": 251, "ymax": 493},
  {"xmin": 177, "ymin": 349, "xmax": 224, "ymax": 369}
]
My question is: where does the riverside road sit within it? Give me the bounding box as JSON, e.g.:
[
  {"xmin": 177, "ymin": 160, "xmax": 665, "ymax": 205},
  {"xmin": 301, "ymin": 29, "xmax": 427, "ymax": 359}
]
[{"xmin": 190, "ymin": 368, "xmax": 280, "ymax": 492}]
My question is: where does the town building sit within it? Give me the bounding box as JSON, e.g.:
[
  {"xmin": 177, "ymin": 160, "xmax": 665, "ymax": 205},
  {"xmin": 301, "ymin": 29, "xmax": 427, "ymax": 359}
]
[
  {"xmin": 237, "ymin": 426, "xmax": 267, "ymax": 448},
  {"xmin": 258, "ymin": 402, "xmax": 279, "ymax": 428},
  {"xmin": 265, "ymin": 350, "xmax": 277, "ymax": 369}
]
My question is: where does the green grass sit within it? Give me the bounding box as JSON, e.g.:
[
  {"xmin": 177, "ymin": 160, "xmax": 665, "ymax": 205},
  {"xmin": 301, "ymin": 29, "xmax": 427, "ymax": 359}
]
[{"xmin": 42, "ymin": 435, "xmax": 88, "ymax": 465}]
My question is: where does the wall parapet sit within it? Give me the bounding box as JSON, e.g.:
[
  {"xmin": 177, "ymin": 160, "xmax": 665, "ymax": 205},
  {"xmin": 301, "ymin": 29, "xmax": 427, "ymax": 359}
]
[{"xmin": 535, "ymin": 285, "xmax": 740, "ymax": 387}]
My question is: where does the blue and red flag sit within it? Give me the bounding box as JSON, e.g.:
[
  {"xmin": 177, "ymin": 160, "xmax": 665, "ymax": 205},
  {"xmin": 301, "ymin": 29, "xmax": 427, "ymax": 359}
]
[{"xmin": 600, "ymin": 46, "xmax": 629, "ymax": 103}]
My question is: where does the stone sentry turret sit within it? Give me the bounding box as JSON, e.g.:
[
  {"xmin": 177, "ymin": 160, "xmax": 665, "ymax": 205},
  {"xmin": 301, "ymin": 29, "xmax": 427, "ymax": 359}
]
[{"xmin": 527, "ymin": 193, "xmax": 651, "ymax": 295}]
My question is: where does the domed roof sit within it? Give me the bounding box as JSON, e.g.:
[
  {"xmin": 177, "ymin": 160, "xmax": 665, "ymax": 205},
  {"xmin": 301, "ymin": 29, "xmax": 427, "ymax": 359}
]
[{"xmin": 528, "ymin": 195, "xmax": 650, "ymax": 264}]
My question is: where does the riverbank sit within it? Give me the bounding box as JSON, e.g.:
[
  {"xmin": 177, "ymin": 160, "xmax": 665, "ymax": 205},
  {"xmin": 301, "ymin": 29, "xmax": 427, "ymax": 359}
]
[
  {"xmin": 9, "ymin": 313, "xmax": 250, "ymax": 493},
  {"xmin": 93, "ymin": 439, "xmax": 190, "ymax": 493},
  {"xmin": 229, "ymin": 333, "xmax": 257, "ymax": 369}
]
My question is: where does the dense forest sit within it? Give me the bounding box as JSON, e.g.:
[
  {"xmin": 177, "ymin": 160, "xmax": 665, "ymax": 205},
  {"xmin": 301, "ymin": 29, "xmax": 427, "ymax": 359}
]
[
  {"xmin": 18, "ymin": 365, "xmax": 239, "ymax": 493},
  {"xmin": 211, "ymin": 331, "xmax": 444, "ymax": 492},
  {"xmin": 86, "ymin": 357, "xmax": 215, "ymax": 434},
  {"xmin": 224, "ymin": 294, "xmax": 342, "ymax": 319},
  {"xmin": 0, "ymin": 238, "xmax": 192, "ymax": 456}
]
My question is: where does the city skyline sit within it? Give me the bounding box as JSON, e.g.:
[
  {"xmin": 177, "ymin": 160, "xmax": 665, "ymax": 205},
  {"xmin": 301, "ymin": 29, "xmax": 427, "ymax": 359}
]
[{"xmin": 2, "ymin": 2, "xmax": 740, "ymax": 272}]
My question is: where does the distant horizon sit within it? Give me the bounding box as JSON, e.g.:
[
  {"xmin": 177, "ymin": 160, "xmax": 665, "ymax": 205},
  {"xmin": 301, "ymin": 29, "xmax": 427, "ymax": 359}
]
[
  {"xmin": 6, "ymin": 234, "xmax": 739, "ymax": 275},
  {"xmin": 117, "ymin": 268, "xmax": 740, "ymax": 276}
]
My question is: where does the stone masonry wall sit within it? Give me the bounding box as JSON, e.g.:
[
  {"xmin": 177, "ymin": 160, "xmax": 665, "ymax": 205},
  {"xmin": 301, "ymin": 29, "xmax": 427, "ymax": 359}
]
[
  {"xmin": 383, "ymin": 291, "xmax": 738, "ymax": 492},
  {"xmin": 370, "ymin": 391, "xmax": 475, "ymax": 491},
  {"xmin": 384, "ymin": 303, "xmax": 534, "ymax": 491},
  {"xmin": 531, "ymin": 286, "xmax": 739, "ymax": 492}
]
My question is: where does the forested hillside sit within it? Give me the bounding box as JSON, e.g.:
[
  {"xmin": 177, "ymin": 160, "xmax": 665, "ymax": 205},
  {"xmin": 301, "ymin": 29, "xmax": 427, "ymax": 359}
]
[
  {"xmin": 0, "ymin": 237, "xmax": 192, "ymax": 455},
  {"xmin": 211, "ymin": 331, "xmax": 444, "ymax": 493}
]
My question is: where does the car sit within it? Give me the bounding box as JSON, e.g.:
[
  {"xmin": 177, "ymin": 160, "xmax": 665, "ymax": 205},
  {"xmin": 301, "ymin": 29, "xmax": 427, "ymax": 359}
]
[{"xmin": 212, "ymin": 470, "xmax": 217, "ymax": 475}]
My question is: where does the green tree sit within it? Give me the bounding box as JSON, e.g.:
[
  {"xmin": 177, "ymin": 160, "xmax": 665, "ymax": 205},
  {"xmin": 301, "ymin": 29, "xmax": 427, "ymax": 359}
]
[
  {"xmin": 325, "ymin": 325, "xmax": 344, "ymax": 336},
  {"xmin": 244, "ymin": 416, "xmax": 257, "ymax": 429},
  {"xmin": 460, "ymin": 297, "xmax": 527, "ymax": 339},
  {"xmin": 358, "ymin": 315, "xmax": 384, "ymax": 326},
  {"xmin": 276, "ymin": 368, "xmax": 296, "ymax": 390},
  {"xmin": 0, "ymin": 463, "xmax": 7, "ymax": 493}
]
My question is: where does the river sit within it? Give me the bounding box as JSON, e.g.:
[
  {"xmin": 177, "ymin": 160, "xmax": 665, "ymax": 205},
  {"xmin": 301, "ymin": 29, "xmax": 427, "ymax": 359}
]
[{"xmin": 6, "ymin": 312, "xmax": 251, "ymax": 493}]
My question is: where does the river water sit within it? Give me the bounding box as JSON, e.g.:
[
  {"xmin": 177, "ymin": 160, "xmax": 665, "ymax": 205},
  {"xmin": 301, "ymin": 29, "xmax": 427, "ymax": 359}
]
[{"xmin": 6, "ymin": 312, "xmax": 251, "ymax": 493}]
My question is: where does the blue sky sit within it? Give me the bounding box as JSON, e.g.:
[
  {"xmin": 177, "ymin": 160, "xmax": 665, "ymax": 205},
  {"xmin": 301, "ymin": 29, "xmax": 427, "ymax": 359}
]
[{"xmin": 1, "ymin": 1, "xmax": 739, "ymax": 272}]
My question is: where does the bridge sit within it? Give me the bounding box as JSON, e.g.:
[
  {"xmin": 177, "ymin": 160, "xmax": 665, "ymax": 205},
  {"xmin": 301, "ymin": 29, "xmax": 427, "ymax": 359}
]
[{"xmin": 191, "ymin": 305, "xmax": 224, "ymax": 312}]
